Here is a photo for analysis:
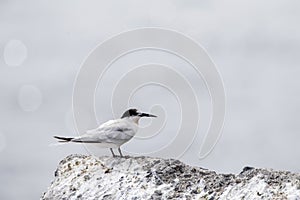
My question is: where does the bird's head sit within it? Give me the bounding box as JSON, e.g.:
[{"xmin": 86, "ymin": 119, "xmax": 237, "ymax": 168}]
[{"xmin": 121, "ymin": 108, "xmax": 157, "ymax": 124}]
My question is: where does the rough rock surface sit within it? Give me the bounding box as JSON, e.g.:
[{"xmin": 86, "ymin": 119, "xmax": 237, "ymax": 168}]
[{"xmin": 42, "ymin": 154, "xmax": 300, "ymax": 200}]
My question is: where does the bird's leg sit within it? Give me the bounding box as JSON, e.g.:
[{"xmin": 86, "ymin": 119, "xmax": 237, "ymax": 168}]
[
  {"xmin": 110, "ymin": 148, "xmax": 116, "ymax": 157},
  {"xmin": 118, "ymin": 147, "xmax": 123, "ymax": 157}
]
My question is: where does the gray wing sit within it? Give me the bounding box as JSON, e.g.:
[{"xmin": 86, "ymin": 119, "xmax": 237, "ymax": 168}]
[{"xmin": 72, "ymin": 119, "xmax": 136, "ymax": 144}]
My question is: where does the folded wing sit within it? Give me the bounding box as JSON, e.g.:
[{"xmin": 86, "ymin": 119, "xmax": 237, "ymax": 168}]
[{"xmin": 71, "ymin": 119, "xmax": 136, "ymax": 145}]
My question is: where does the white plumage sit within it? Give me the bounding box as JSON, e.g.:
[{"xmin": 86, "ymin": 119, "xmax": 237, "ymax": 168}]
[{"xmin": 54, "ymin": 108, "xmax": 157, "ymax": 157}]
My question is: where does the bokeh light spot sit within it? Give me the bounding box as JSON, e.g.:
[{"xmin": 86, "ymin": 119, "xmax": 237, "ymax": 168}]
[
  {"xmin": 18, "ymin": 85, "xmax": 43, "ymax": 112},
  {"xmin": 0, "ymin": 132, "xmax": 6, "ymax": 153},
  {"xmin": 4, "ymin": 39, "xmax": 28, "ymax": 66}
]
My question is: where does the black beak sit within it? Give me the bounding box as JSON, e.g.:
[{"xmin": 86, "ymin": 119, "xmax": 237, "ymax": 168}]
[{"xmin": 138, "ymin": 112, "xmax": 157, "ymax": 118}]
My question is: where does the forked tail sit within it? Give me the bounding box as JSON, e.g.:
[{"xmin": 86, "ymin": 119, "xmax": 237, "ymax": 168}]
[{"xmin": 53, "ymin": 136, "xmax": 74, "ymax": 143}]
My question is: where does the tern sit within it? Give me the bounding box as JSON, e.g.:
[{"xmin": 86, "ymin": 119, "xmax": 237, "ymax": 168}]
[{"xmin": 54, "ymin": 108, "xmax": 157, "ymax": 157}]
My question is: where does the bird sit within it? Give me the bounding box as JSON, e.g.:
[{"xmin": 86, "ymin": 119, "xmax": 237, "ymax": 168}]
[{"xmin": 54, "ymin": 108, "xmax": 157, "ymax": 157}]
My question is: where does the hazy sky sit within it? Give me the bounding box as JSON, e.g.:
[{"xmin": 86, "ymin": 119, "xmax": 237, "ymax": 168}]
[{"xmin": 1, "ymin": 0, "xmax": 300, "ymax": 199}]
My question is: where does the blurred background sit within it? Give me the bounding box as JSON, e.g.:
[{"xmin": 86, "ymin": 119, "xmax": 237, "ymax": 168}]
[{"xmin": 1, "ymin": 0, "xmax": 300, "ymax": 199}]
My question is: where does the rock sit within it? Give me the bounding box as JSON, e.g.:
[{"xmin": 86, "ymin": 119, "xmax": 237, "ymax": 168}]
[{"xmin": 41, "ymin": 154, "xmax": 300, "ymax": 200}]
